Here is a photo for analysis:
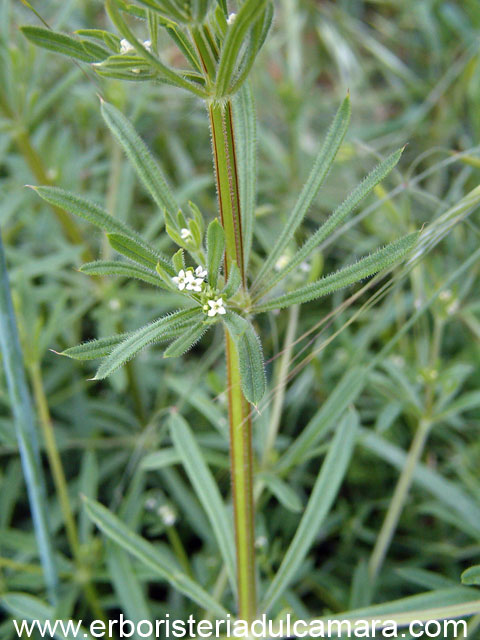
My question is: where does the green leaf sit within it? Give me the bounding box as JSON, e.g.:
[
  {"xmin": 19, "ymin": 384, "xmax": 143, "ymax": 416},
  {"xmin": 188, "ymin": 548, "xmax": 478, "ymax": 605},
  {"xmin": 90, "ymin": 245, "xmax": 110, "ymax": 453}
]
[
  {"xmin": 60, "ymin": 334, "xmax": 128, "ymax": 360},
  {"xmin": 93, "ymin": 309, "xmax": 200, "ymax": 379},
  {"xmin": 260, "ymin": 473, "xmax": 303, "ymax": 513},
  {"xmin": 0, "ymin": 593, "xmax": 92, "ymax": 640},
  {"xmin": 83, "ymin": 497, "xmax": 228, "ymax": 617},
  {"xmin": 79, "ymin": 260, "xmax": 164, "ymax": 287},
  {"xmin": 168, "ymin": 413, "xmax": 236, "ymax": 593},
  {"xmin": 106, "ymin": 544, "xmax": 154, "ymax": 640},
  {"xmin": 21, "ymin": 26, "xmax": 108, "ymax": 62},
  {"xmin": 206, "ymin": 219, "xmax": 225, "ymax": 288},
  {"xmin": 107, "ymin": 233, "xmax": 174, "ymax": 275},
  {"xmin": 105, "ymin": 0, "xmax": 206, "ymax": 97},
  {"xmin": 172, "ymin": 249, "xmax": 185, "ymax": 273},
  {"xmin": 223, "ymin": 312, "xmax": 266, "ymax": 405},
  {"xmin": 254, "ymin": 232, "xmax": 419, "ymax": 313},
  {"xmin": 101, "ymin": 101, "xmax": 179, "ymax": 218},
  {"xmin": 215, "ymin": 0, "xmax": 269, "ymax": 98},
  {"xmin": 223, "ymin": 260, "xmax": 241, "ymax": 298},
  {"xmin": 233, "ymin": 84, "xmax": 257, "ymax": 270},
  {"xmin": 278, "ymin": 366, "xmax": 365, "ymax": 471},
  {"xmin": 462, "ymin": 566, "xmax": 480, "ymax": 586},
  {"xmin": 31, "ymin": 186, "xmax": 144, "ymax": 242},
  {"xmin": 0, "ymin": 234, "xmax": 58, "ymax": 603},
  {"xmin": 258, "ymin": 147, "xmax": 404, "ymax": 299},
  {"xmin": 252, "ymin": 95, "xmax": 351, "ymax": 293},
  {"xmin": 262, "ymin": 410, "xmax": 358, "ymax": 612},
  {"xmin": 163, "ymin": 321, "xmax": 208, "ymax": 357}
]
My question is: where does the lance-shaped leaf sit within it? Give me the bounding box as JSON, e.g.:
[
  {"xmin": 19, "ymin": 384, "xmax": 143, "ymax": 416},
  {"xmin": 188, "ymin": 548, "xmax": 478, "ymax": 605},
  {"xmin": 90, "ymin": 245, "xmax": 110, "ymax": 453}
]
[
  {"xmin": 60, "ymin": 321, "xmax": 196, "ymax": 361},
  {"xmin": 80, "ymin": 260, "xmax": 165, "ymax": 288},
  {"xmin": 254, "ymin": 232, "xmax": 419, "ymax": 313},
  {"xmin": 462, "ymin": 566, "xmax": 480, "ymax": 586},
  {"xmin": 252, "ymin": 96, "xmax": 351, "ymax": 292},
  {"xmin": 83, "ymin": 496, "xmax": 228, "ymax": 617},
  {"xmin": 223, "ymin": 260, "xmax": 241, "ymax": 298},
  {"xmin": 107, "ymin": 233, "xmax": 174, "ymax": 275},
  {"xmin": 31, "ymin": 186, "xmax": 144, "ymax": 243},
  {"xmin": 60, "ymin": 334, "xmax": 128, "ymax": 360},
  {"xmin": 255, "ymin": 147, "xmax": 404, "ymax": 300},
  {"xmin": 106, "ymin": 0, "xmax": 206, "ymax": 97},
  {"xmin": 215, "ymin": 0, "xmax": 269, "ymax": 98},
  {"xmin": 169, "ymin": 413, "xmax": 236, "ymax": 592},
  {"xmin": 21, "ymin": 26, "xmax": 109, "ymax": 62},
  {"xmin": 228, "ymin": 3, "xmax": 274, "ymax": 96},
  {"xmin": 206, "ymin": 219, "xmax": 225, "ymax": 289},
  {"xmin": 93, "ymin": 309, "xmax": 200, "ymax": 379},
  {"xmin": 233, "ymin": 84, "xmax": 257, "ymax": 270},
  {"xmin": 164, "ymin": 320, "xmax": 208, "ymax": 357},
  {"xmin": 222, "ymin": 312, "xmax": 266, "ymax": 405},
  {"xmin": 262, "ymin": 410, "xmax": 358, "ymax": 613},
  {"xmin": 101, "ymin": 101, "xmax": 179, "ymax": 218}
]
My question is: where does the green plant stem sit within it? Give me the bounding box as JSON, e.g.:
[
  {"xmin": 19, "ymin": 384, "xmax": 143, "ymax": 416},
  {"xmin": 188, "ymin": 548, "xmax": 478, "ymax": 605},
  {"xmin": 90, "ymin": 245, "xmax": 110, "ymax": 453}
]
[
  {"xmin": 209, "ymin": 100, "xmax": 256, "ymax": 621},
  {"xmin": 368, "ymin": 418, "xmax": 432, "ymax": 581},
  {"xmin": 209, "ymin": 101, "xmax": 246, "ymax": 284},
  {"xmin": 226, "ymin": 334, "xmax": 257, "ymax": 621},
  {"xmin": 28, "ymin": 361, "xmax": 109, "ymax": 625},
  {"xmin": 29, "ymin": 361, "xmax": 80, "ymax": 558}
]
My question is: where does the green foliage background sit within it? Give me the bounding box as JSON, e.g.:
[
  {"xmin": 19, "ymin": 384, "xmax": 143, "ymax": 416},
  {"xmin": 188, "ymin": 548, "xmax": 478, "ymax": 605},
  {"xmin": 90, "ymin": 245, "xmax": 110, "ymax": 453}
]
[{"xmin": 0, "ymin": 0, "xmax": 480, "ymax": 637}]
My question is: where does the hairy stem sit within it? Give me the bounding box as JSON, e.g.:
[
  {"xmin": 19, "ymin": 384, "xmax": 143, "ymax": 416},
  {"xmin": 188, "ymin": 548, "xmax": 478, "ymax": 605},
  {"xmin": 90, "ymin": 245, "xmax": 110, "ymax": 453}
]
[{"xmin": 209, "ymin": 100, "xmax": 256, "ymax": 620}]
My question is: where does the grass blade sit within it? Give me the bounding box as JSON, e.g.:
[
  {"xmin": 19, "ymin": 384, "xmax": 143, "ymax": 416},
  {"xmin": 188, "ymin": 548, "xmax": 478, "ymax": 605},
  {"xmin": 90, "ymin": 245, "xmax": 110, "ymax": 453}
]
[
  {"xmin": 262, "ymin": 409, "xmax": 358, "ymax": 612},
  {"xmin": 101, "ymin": 100, "xmax": 179, "ymax": 218},
  {"xmin": 93, "ymin": 309, "xmax": 200, "ymax": 379},
  {"xmin": 84, "ymin": 497, "xmax": 229, "ymax": 617},
  {"xmin": 0, "ymin": 232, "xmax": 58, "ymax": 603},
  {"xmin": 106, "ymin": 544, "xmax": 153, "ymax": 640},
  {"xmin": 254, "ymin": 232, "xmax": 419, "ymax": 313},
  {"xmin": 169, "ymin": 412, "xmax": 236, "ymax": 594},
  {"xmin": 277, "ymin": 366, "xmax": 365, "ymax": 472},
  {"xmin": 252, "ymin": 95, "xmax": 351, "ymax": 293}
]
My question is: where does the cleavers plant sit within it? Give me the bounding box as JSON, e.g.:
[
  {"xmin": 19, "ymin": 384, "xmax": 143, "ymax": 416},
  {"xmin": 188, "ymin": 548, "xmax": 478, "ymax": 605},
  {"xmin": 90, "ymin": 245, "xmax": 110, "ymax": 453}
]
[{"xmin": 22, "ymin": 0, "xmax": 419, "ymax": 625}]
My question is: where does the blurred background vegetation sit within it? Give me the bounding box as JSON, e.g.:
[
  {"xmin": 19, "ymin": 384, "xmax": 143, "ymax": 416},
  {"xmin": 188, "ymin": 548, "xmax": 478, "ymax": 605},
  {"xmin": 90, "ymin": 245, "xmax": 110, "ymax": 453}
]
[{"xmin": 0, "ymin": 0, "xmax": 479, "ymax": 637}]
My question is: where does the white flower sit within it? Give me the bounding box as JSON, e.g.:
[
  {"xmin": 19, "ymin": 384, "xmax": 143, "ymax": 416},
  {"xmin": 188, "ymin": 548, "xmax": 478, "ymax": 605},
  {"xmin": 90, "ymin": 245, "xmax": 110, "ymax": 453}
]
[
  {"xmin": 207, "ymin": 298, "xmax": 226, "ymax": 317},
  {"xmin": 227, "ymin": 12, "xmax": 237, "ymax": 25},
  {"xmin": 172, "ymin": 269, "xmax": 188, "ymax": 290},
  {"xmin": 143, "ymin": 39, "xmax": 152, "ymax": 52},
  {"xmin": 173, "ymin": 268, "xmax": 205, "ymax": 293},
  {"xmin": 195, "ymin": 266, "xmax": 207, "ymax": 279},
  {"xmin": 180, "ymin": 228, "xmax": 192, "ymax": 240},
  {"xmin": 185, "ymin": 274, "xmax": 203, "ymax": 292},
  {"xmin": 120, "ymin": 38, "xmax": 135, "ymax": 54},
  {"xmin": 275, "ymin": 254, "xmax": 290, "ymax": 271},
  {"xmin": 158, "ymin": 505, "xmax": 176, "ymax": 527}
]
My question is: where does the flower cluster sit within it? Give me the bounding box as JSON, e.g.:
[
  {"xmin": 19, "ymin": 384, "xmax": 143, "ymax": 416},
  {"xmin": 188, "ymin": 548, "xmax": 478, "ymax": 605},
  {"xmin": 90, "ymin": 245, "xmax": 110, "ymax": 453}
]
[
  {"xmin": 172, "ymin": 266, "xmax": 227, "ymax": 317},
  {"xmin": 172, "ymin": 266, "xmax": 207, "ymax": 292}
]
